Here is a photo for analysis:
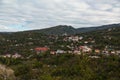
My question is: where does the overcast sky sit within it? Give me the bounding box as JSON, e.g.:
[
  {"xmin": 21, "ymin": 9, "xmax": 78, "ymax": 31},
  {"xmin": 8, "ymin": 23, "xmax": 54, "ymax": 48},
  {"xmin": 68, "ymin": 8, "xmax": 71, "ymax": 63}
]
[{"xmin": 0, "ymin": 0, "xmax": 120, "ymax": 32}]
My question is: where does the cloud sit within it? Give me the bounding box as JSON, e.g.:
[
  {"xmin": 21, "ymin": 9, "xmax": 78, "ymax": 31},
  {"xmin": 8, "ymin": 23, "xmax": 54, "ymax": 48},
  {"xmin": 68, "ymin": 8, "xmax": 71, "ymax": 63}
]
[
  {"xmin": 0, "ymin": 24, "xmax": 12, "ymax": 32},
  {"xmin": 0, "ymin": 0, "xmax": 120, "ymax": 31}
]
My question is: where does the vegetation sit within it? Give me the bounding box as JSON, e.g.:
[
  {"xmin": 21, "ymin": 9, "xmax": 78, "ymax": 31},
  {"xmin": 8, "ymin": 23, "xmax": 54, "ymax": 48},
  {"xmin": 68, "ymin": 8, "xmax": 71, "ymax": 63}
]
[
  {"xmin": 0, "ymin": 24, "xmax": 120, "ymax": 80},
  {"xmin": 0, "ymin": 54, "xmax": 120, "ymax": 80},
  {"xmin": 0, "ymin": 64, "xmax": 15, "ymax": 80}
]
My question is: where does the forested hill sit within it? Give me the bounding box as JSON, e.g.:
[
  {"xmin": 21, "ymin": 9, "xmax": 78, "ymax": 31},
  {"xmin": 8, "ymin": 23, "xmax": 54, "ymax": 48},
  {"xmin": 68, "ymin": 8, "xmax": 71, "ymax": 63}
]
[
  {"xmin": 76, "ymin": 23, "xmax": 120, "ymax": 33},
  {"xmin": 0, "ymin": 23, "xmax": 120, "ymax": 55},
  {"xmin": 24, "ymin": 23, "xmax": 120, "ymax": 35},
  {"xmin": 79, "ymin": 26, "xmax": 120, "ymax": 50},
  {"xmin": 29, "ymin": 25, "xmax": 76, "ymax": 35},
  {"xmin": 0, "ymin": 23, "xmax": 120, "ymax": 35}
]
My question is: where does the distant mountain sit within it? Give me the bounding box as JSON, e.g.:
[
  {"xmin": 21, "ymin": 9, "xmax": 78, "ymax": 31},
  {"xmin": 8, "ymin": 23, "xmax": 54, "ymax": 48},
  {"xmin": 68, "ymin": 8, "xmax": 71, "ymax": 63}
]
[
  {"xmin": 0, "ymin": 23, "xmax": 120, "ymax": 35},
  {"xmin": 30, "ymin": 23, "xmax": 120, "ymax": 35},
  {"xmin": 28, "ymin": 25, "xmax": 76, "ymax": 35},
  {"xmin": 76, "ymin": 23, "xmax": 120, "ymax": 33}
]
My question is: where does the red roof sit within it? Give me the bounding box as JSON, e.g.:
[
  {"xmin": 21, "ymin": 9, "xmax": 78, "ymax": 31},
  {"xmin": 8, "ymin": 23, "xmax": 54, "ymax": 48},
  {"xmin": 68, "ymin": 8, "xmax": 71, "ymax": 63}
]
[{"xmin": 35, "ymin": 47, "xmax": 49, "ymax": 52}]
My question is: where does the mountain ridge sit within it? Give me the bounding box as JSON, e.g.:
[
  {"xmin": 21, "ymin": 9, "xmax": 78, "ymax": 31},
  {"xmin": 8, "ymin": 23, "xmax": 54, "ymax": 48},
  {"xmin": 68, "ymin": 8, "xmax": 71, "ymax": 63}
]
[
  {"xmin": 0, "ymin": 23, "xmax": 120, "ymax": 35},
  {"xmin": 26, "ymin": 23, "xmax": 120, "ymax": 35}
]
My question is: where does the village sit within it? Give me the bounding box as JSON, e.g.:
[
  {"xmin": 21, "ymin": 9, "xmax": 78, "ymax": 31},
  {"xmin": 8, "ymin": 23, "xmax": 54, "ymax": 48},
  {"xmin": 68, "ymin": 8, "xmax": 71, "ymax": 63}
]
[
  {"xmin": 0, "ymin": 26, "xmax": 119, "ymax": 80},
  {"xmin": 0, "ymin": 34, "xmax": 120, "ymax": 59}
]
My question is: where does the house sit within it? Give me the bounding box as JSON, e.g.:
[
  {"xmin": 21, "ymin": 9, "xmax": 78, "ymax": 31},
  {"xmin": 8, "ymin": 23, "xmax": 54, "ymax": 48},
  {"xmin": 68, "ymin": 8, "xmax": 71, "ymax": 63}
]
[
  {"xmin": 79, "ymin": 36, "xmax": 83, "ymax": 40},
  {"xmin": 89, "ymin": 56, "xmax": 100, "ymax": 58},
  {"xmin": 84, "ymin": 41, "xmax": 88, "ymax": 44},
  {"xmin": 67, "ymin": 51, "xmax": 73, "ymax": 54},
  {"xmin": 73, "ymin": 50, "xmax": 81, "ymax": 55},
  {"xmin": 62, "ymin": 33, "xmax": 68, "ymax": 36},
  {"xmin": 50, "ymin": 51, "xmax": 56, "ymax": 55},
  {"xmin": 79, "ymin": 46, "xmax": 92, "ymax": 53},
  {"xmin": 95, "ymin": 49, "xmax": 100, "ymax": 53},
  {"xmin": 72, "ymin": 36, "xmax": 79, "ymax": 42},
  {"xmin": 12, "ymin": 53, "xmax": 22, "ymax": 58},
  {"xmin": 110, "ymin": 51, "xmax": 116, "ymax": 54},
  {"xmin": 3, "ymin": 54, "xmax": 11, "ymax": 58},
  {"xmin": 35, "ymin": 47, "xmax": 49, "ymax": 54},
  {"xmin": 68, "ymin": 36, "xmax": 79, "ymax": 42},
  {"xmin": 91, "ymin": 40, "xmax": 95, "ymax": 43},
  {"xmin": 56, "ymin": 50, "xmax": 65, "ymax": 54},
  {"xmin": 116, "ymin": 50, "xmax": 120, "ymax": 55},
  {"xmin": 116, "ymin": 50, "xmax": 120, "ymax": 53}
]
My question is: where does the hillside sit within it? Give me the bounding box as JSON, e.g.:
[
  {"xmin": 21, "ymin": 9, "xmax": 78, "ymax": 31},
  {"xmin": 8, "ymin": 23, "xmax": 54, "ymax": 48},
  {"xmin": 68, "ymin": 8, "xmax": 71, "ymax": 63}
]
[
  {"xmin": 0, "ymin": 23, "xmax": 120, "ymax": 35},
  {"xmin": 0, "ymin": 23, "xmax": 120, "ymax": 56},
  {"xmin": 0, "ymin": 23, "xmax": 120, "ymax": 80},
  {"xmin": 27, "ymin": 25, "xmax": 76, "ymax": 35},
  {"xmin": 76, "ymin": 23, "xmax": 120, "ymax": 33},
  {"xmin": 79, "ymin": 26, "xmax": 120, "ymax": 50},
  {"xmin": 27, "ymin": 23, "xmax": 120, "ymax": 35}
]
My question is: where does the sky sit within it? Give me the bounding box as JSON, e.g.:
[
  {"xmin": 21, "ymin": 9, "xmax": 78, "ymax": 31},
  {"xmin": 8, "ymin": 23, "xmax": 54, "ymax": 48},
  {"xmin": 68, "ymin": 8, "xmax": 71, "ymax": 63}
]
[{"xmin": 0, "ymin": 0, "xmax": 120, "ymax": 32}]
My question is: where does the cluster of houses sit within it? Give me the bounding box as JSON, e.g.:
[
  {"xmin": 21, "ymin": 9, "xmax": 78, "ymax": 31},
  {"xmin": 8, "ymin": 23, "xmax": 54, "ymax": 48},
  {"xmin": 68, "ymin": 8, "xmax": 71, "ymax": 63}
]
[
  {"xmin": 34, "ymin": 46, "xmax": 120, "ymax": 56},
  {"xmin": 0, "ymin": 53, "xmax": 22, "ymax": 59},
  {"xmin": 0, "ymin": 34, "xmax": 120, "ymax": 59},
  {"xmin": 63, "ymin": 36, "xmax": 83, "ymax": 42},
  {"xmin": 1, "ymin": 45, "xmax": 119, "ymax": 59},
  {"xmin": 34, "ymin": 45, "xmax": 92, "ymax": 55},
  {"xmin": 32, "ymin": 35, "xmax": 120, "ymax": 56},
  {"xmin": 35, "ymin": 46, "xmax": 91, "ymax": 55},
  {"xmin": 0, "ymin": 46, "xmax": 119, "ymax": 59}
]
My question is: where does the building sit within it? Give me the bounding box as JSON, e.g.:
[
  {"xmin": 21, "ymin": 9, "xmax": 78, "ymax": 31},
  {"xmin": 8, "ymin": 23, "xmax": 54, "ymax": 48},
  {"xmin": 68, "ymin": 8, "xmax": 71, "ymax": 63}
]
[
  {"xmin": 2, "ymin": 54, "xmax": 11, "ymax": 58},
  {"xmin": 95, "ymin": 49, "xmax": 100, "ymax": 53},
  {"xmin": 79, "ymin": 46, "xmax": 92, "ymax": 53},
  {"xmin": 73, "ymin": 50, "xmax": 81, "ymax": 55},
  {"xmin": 35, "ymin": 47, "xmax": 49, "ymax": 54},
  {"xmin": 50, "ymin": 51, "xmax": 56, "ymax": 55},
  {"xmin": 56, "ymin": 50, "xmax": 65, "ymax": 54},
  {"xmin": 12, "ymin": 53, "xmax": 22, "ymax": 58}
]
